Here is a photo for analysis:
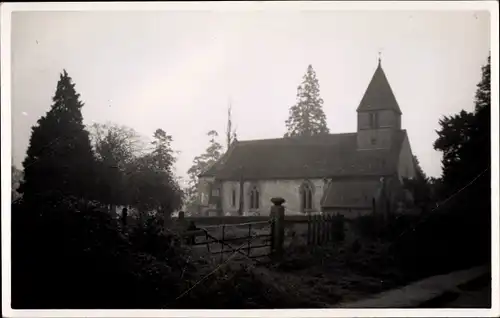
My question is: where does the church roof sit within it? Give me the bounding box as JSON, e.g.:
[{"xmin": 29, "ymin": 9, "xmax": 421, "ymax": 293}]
[
  {"xmin": 321, "ymin": 179, "xmax": 380, "ymax": 209},
  {"xmin": 199, "ymin": 130, "xmax": 407, "ymax": 180},
  {"xmin": 356, "ymin": 60, "xmax": 402, "ymax": 115}
]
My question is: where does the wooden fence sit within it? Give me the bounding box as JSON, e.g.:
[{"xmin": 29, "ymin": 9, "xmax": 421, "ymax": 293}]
[
  {"xmin": 307, "ymin": 213, "xmax": 345, "ymax": 245},
  {"xmin": 176, "ymin": 198, "xmax": 346, "ymax": 262}
]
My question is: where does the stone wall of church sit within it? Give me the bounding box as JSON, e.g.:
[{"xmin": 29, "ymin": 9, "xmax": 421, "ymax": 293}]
[
  {"xmin": 397, "ymin": 133, "xmax": 417, "ymax": 182},
  {"xmin": 356, "ymin": 128, "xmax": 395, "ymax": 150},
  {"xmin": 220, "ymin": 178, "xmax": 328, "ymax": 216}
]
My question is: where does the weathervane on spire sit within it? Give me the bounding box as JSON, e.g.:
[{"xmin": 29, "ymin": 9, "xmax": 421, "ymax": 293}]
[{"xmin": 378, "ymin": 50, "xmax": 382, "ymax": 65}]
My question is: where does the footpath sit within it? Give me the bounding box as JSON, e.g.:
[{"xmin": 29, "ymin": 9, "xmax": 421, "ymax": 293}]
[{"xmin": 336, "ymin": 265, "xmax": 490, "ymax": 308}]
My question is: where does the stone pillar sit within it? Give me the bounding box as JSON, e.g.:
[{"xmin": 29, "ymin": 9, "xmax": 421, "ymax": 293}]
[{"xmin": 270, "ymin": 197, "xmax": 285, "ymax": 258}]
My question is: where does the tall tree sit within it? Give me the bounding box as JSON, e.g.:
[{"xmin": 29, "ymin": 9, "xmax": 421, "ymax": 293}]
[
  {"xmin": 126, "ymin": 129, "xmax": 182, "ymax": 218},
  {"xmin": 285, "ymin": 65, "xmax": 329, "ymax": 137},
  {"xmin": 90, "ymin": 122, "xmax": 146, "ymax": 208},
  {"xmin": 434, "ymin": 55, "xmax": 490, "ymax": 202},
  {"xmin": 150, "ymin": 129, "xmax": 176, "ymax": 173},
  {"xmin": 226, "ymin": 100, "xmax": 237, "ymax": 151},
  {"xmin": 18, "ymin": 70, "xmax": 97, "ymax": 204},
  {"xmin": 185, "ymin": 130, "xmax": 223, "ymax": 213},
  {"xmin": 398, "ymin": 55, "xmax": 492, "ymax": 272}
]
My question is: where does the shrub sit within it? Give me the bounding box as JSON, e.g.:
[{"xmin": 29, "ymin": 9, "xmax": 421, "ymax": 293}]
[{"xmin": 11, "ymin": 199, "xmax": 191, "ymax": 309}]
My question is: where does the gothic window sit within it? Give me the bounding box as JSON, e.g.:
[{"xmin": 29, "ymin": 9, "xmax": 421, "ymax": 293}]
[
  {"xmin": 371, "ymin": 137, "xmax": 377, "ymax": 145},
  {"xmin": 300, "ymin": 181, "xmax": 314, "ymax": 212},
  {"xmin": 249, "ymin": 186, "xmax": 260, "ymax": 210},
  {"xmin": 231, "ymin": 188, "xmax": 236, "ymax": 207}
]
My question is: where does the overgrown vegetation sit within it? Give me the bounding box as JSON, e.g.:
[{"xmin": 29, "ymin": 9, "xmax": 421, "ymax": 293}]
[
  {"xmin": 398, "ymin": 54, "xmax": 491, "ymax": 278},
  {"xmin": 11, "ymin": 54, "xmax": 491, "ymax": 309},
  {"xmin": 11, "ymin": 70, "xmax": 188, "ymax": 309}
]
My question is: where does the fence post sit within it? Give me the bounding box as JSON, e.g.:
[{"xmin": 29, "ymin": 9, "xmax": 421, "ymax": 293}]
[
  {"xmin": 220, "ymin": 224, "xmax": 226, "ymax": 262},
  {"xmin": 311, "ymin": 214, "xmax": 317, "ymax": 246},
  {"xmin": 270, "ymin": 197, "xmax": 285, "ymax": 258},
  {"xmin": 247, "ymin": 223, "xmax": 252, "ymax": 256},
  {"xmin": 307, "ymin": 213, "xmax": 312, "ymax": 245}
]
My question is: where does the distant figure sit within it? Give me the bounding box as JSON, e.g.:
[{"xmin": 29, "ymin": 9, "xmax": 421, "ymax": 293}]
[{"xmin": 121, "ymin": 207, "xmax": 128, "ymax": 227}]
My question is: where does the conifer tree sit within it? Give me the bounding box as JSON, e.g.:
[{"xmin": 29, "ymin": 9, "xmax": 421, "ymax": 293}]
[
  {"xmin": 285, "ymin": 65, "xmax": 329, "ymax": 137},
  {"xmin": 19, "ymin": 70, "xmax": 96, "ymax": 204}
]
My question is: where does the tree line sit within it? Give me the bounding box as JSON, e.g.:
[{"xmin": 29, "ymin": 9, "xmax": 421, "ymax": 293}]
[
  {"xmin": 11, "ymin": 70, "xmax": 196, "ymax": 308},
  {"xmin": 11, "ymin": 54, "xmax": 490, "ymax": 308},
  {"xmin": 14, "ymin": 70, "xmax": 183, "ymax": 218}
]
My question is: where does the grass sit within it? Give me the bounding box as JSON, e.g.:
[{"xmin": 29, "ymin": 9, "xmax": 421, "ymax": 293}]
[{"xmin": 176, "ymin": 221, "xmax": 412, "ymax": 308}]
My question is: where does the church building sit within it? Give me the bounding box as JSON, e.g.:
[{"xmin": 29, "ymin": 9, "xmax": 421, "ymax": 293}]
[{"xmin": 197, "ymin": 59, "xmax": 417, "ymax": 217}]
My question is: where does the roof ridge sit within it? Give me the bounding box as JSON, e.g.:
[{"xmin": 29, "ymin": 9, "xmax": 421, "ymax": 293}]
[
  {"xmin": 237, "ymin": 132, "xmax": 358, "ymax": 144},
  {"xmin": 198, "ymin": 141, "xmax": 239, "ymax": 178}
]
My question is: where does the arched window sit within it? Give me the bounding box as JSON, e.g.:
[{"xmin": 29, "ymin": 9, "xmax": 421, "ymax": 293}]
[
  {"xmin": 249, "ymin": 186, "xmax": 260, "ymax": 210},
  {"xmin": 300, "ymin": 181, "xmax": 314, "ymax": 212},
  {"xmin": 231, "ymin": 188, "xmax": 236, "ymax": 207}
]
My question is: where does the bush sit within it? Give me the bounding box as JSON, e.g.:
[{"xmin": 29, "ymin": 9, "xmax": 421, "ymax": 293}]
[
  {"xmin": 351, "ymin": 214, "xmax": 418, "ymax": 241},
  {"xmin": 392, "ymin": 208, "xmax": 490, "ymax": 280},
  {"xmin": 11, "ymin": 199, "xmax": 191, "ymax": 309}
]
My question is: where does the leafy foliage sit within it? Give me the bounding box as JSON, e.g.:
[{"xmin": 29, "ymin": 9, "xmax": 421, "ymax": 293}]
[
  {"xmin": 11, "ymin": 200, "xmax": 191, "ymax": 309},
  {"xmin": 402, "ymin": 155, "xmax": 432, "ymax": 211},
  {"xmin": 285, "ymin": 65, "xmax": 329, "ymax": 137},
  {"xmin": 11, "ymin": 165, "xmax": 23, "ymax": 201},
  {"xmin": 434, "ymin": 55, "xmax": 490, "ymax": 202},
  {"xmin": 90, "ymin": 123, "xmax": 146, "ymax": 207},
  {"xmin": 18, "ymin": 70, "xmax": 97, "ymax": 203},
  {"xmin": 90, "ymin": 123, "xmax": 183, "ymax": 216},
  {"xmin": 185, "ymin": 130, "xmax": 223, "ymax": 214},
  {"xmin": 12, "ymin": 70, "xmax": 188, "ymax": 309},
  {"xmin": 123, "ymin": 129, "xmax": 183, "ymax": 217},
  {"xmin": 392, "ymin": 55, "xmax": 492, "ymax": 278}
]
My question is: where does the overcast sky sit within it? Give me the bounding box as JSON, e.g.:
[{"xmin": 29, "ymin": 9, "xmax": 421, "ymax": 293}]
[{"xmin": 11, "ymin": 9, "xmax": 491, "ymax": 185}]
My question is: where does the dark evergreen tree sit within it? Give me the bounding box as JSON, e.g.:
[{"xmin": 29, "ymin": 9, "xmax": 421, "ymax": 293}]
[
  {"xmin": 285, "ymin": 65, "xmax": 329, "ymax": 137},
  {"xmin": 18, "ymin": 70, "xmax": 96, "ymax": 204},
  {"xmin": 426, "ymin": 54, "xmax": 491, "ymax": 267},
  {"xmin": 434, "ymin": 55, "xmax": 490, "ymax": 202}
]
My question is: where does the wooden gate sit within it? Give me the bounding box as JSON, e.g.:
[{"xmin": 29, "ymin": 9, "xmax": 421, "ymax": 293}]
[{"xmin": 183, "ymin": 220, "xmax": 274, "ymax": 263}]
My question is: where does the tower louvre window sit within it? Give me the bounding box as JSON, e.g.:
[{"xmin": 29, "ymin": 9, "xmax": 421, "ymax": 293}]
[{"xmin": 369, "ymin": 112, "xmax": 379, "ymax": 128}]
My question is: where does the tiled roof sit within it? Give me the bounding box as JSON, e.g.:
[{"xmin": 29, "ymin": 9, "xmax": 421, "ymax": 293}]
[
  {"xmin": 321, "ymin": 179, "xmax": 381, "ymax": 208},
  {"xmin": 200, "ymin": 130, "xmax": 407, "ymax": 180},
  {"xmin": 356, "ymin": 61, "xmax": 402, "ymax": 115}
]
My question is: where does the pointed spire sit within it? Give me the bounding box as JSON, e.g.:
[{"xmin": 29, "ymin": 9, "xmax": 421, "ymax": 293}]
[{"xmin": 356, "ymin": 57, "xmax": 402, "ymax": 115}]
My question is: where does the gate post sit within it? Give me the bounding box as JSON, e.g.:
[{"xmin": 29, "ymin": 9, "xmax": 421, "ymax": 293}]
[{"xmin": 270, "ymin": 197, "xmax": 285, "ymax": 258}]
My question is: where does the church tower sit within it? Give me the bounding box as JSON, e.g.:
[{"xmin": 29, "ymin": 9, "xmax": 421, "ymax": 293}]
[{"xmin": 356, "ymin": 58, "xmax": 402, "ymax": 150}]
